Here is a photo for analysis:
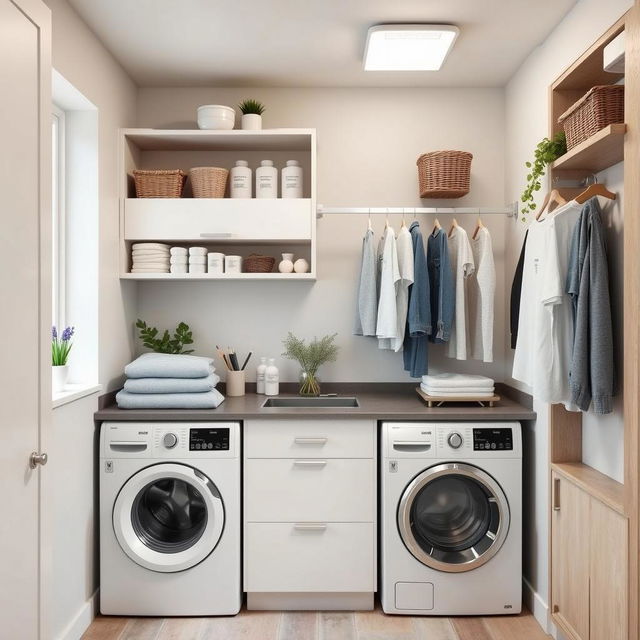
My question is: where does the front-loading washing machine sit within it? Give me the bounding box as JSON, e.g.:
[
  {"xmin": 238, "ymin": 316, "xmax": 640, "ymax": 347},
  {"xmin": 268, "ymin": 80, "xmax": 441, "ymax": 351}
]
[
  {"xmin": 99, "ymin": 421, "xmax": 241, "ymax": 616},
  {"xmin": 381, "ymin": 422, "xmax": 522, "ymax": 615}
]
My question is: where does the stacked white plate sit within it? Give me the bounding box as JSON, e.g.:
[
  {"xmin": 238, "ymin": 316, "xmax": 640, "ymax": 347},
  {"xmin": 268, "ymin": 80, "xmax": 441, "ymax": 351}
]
[
  {"xmin": 189, "ymin": 246, "xmax": 207, "ymax": 274},
  {"xmin": 131, "ymin": 243, "xmax": 170, "ymax": 273},
  {"xmin": 170, "ymin": 247, "xmax": 188, "ymax": 274}
]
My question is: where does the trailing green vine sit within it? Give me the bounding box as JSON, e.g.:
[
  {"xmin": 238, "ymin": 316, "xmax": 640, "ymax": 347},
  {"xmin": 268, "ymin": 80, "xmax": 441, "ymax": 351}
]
[{"xmin": 520, "ymin": 131, "xmax": 567, "ymax": 221}]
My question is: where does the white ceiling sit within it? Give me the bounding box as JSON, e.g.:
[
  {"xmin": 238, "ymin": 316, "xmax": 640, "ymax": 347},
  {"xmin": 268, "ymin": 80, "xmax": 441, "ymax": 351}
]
[{"xmin": 67, "ymin": 0, "xmax": 577, "ymax": 88}]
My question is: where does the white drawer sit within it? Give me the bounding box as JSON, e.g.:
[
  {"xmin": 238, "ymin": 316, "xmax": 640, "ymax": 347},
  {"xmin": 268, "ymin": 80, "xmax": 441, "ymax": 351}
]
[
  {"xmin": 124, "ymin": 198, "xmax": 312, "ymax": 242},
  {"xmin": 245, "ymin": 458, "xmax": 374, "ymax": 522},
  {"xmin": 244, "ymin": 419, "xmax": 374, "ymax": 458},
  {"xmin": 244, "ymin": 522, "xmax": 375, "ymax": 592}
]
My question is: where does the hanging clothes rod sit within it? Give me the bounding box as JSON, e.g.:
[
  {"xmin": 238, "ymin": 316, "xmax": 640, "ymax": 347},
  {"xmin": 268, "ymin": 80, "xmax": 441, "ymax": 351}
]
[{"xmin": 316, "ymin": 203, "xmax": 518, "ymax": 219}]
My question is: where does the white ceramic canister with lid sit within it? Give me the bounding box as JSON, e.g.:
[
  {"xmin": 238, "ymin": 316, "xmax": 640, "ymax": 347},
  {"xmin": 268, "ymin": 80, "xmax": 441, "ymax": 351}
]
[
  {"xmin": 256, "ymin": 160, "xmax": 278, "ymax": 198},
  {"xmin": 281, "ymin": 160, "xmax": 303, "ymax": 198},
  {"xmin": 230, "ymin": 160, "xmax": 252, "ymax": 198}
]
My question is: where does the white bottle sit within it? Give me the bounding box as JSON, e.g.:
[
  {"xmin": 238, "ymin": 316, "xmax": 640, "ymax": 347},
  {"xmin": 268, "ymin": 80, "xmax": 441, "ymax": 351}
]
[
  {"xmin": 281, "ymin": 160, "xmax": 303, "ymax": 198},
  {"xmin": 256, "ymin": 160, "xmax": 277, "ymax": 198},
  {"xmin": 264, "ymin": 358, "xmax": 279, "ymax": 396},
  {"xmin": 256, "ymin": 357, "xmax": 267, "ymax": 394},
  {"xmin": 230, "ymin": 160, "xmax": 252, "ymax": 198}
]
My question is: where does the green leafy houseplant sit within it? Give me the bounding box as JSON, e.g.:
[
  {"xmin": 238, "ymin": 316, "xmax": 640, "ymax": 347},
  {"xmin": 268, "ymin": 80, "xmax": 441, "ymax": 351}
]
[
  {"xmin": 238, "ymin": 98, "xmax": 266, "ymax": 115},
  {"xmin": 136, "ymin": 319, "xmax": 194, "ymax": 354},
  {"xmin": 282, "ymin": 332, "xmax": 340, "ymax": 396},
  {"xmin": 520, "ymin": 131, "xmax": 567, "ymax": 221}
]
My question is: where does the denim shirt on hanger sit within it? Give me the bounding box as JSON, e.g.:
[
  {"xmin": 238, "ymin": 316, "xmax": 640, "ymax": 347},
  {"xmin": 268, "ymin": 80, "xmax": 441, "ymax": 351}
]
[{"xmin": 427, "ymin": 227, "xmax": 455, "ymax": 343}]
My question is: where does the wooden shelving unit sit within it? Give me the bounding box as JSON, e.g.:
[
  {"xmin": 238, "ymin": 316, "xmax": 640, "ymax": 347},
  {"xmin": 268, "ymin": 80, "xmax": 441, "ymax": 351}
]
[{"xmin": 120, "ymin": 272, "xmax": 315, "ymax": 281}]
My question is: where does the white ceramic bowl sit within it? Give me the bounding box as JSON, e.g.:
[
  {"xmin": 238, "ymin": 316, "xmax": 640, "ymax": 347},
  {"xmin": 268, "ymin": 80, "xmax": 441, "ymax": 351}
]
[{"xmin": 197, "ymin": 104, "xmax": 236, "ymax": 130}]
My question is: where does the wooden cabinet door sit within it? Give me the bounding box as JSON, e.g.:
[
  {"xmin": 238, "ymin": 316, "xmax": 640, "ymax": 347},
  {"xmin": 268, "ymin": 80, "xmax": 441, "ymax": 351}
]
[
  {"xmin": 551, "ymin": 472, "xmax": 591, "ymax": 640},
  {"xmin": 590, "ymin": 499, "xmax": 628, "ymax": 640}
]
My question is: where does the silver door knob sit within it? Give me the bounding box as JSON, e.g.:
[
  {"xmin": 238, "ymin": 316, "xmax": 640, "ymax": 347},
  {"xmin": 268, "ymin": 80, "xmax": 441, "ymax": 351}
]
[
  {"xmin": 163, "ymin": 433, "xmax": 178, "ymax": 449},
  {"xmin": 447, "ymin": 432, "xmax": 463, "ymax": 449},
  {"xmin": 30, "ymin": 452, "xmax": 48, "ymax": 468}
]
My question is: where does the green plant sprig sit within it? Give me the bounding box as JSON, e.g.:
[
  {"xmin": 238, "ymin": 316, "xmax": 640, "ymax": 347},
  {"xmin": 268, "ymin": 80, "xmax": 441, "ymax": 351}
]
[
  {"xmin": 520, "ymin": 131, "xmax": 567, "ymax": 221},
  {"xmin": 282, "ymin": 332, "xmax": 339, "ymax": 375},
  {"xmin": 238, "ymin": 98, "xmax": 266, "ymax": 115},
  {"xmin": 136, "ymin": 319, "xmax": 194, "ymax": 354}
]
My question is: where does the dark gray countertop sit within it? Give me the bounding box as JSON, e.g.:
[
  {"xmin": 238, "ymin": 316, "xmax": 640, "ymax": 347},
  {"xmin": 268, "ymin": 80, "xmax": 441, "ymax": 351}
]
[{"xmin": 94, "ymin": 383, "xmax": 536, "ymax": 422}]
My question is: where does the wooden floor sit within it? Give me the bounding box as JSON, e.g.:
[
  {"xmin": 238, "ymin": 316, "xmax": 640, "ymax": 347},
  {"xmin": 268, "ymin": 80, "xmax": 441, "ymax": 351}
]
[{"xmin": 82, "ymin": 605, "xmax": 551, "ymax": 640}]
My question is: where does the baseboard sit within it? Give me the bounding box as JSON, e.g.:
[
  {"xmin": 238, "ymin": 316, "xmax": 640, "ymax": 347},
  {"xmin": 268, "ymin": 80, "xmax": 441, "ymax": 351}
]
[
  {"xmin": 57, "ymin": 590, "xmax": 99, "ymax": 640},
  {"xmin": 523, "ymin": 578, "xmax": 553, "ymax": 636}
]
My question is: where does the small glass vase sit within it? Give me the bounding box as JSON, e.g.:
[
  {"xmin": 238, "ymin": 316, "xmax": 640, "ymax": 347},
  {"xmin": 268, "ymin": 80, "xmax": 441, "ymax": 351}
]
[{"xmin": 299, "ymin": 370, "xmax": 321, "ymax": 396}]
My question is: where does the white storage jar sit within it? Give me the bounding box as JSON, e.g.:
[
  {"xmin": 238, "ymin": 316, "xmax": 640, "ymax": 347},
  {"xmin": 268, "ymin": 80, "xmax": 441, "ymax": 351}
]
[
  {"xmin": 256, "ymin": 160, "xmax": 278, "ymax": 199},
  {"xmin": 281, "ymin": 160, "xmax": 303, "ymax": 199},
  {"xmin": 230, "ymin": 160, "xmax": 252, "ymax": 198}
]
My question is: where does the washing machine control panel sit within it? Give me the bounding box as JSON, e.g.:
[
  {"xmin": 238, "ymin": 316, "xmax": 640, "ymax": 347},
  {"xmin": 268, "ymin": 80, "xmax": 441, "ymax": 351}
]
[
  {"xmin": 473, "ymin": 427, "xmax": 513, "ymax": 451},
  {"xmin": 189, "ymin": 427, "xmax": 230, "ymax": 452}
]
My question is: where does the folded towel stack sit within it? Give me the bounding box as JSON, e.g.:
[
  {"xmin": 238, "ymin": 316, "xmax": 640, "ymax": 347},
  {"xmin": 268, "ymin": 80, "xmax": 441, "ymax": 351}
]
[
  {"xmin": 189, "ymin": 246, "xmax": 207, "ymax": 274},
  {"xmin": 421, "ymin": 373, "xmax": 495, "ymax": 398},
  {"xmin": 116, "ymin": 352, "xmax": 225, "ymax": 409},
  {"xmin": 170, "ymin": 246, "xmax": 188, "ymax": 274},
  {"xmin": 131, "ymin": 243, "xmax": 170, "ymax": 273}
]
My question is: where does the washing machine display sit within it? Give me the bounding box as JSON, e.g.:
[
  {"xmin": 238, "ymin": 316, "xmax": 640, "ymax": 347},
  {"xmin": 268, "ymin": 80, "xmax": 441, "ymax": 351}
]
[
  {"xmin": 189, "ymin": 427, "xmax": 230, "ymax": 451},
  {"xmin": 473, "ymin": 428, "xmax": 513, "ymax": 451},
  {"xmin": 113, "ymin": 462, "xmax": 225, "ymax": 573},
  {"xmin": 397, "ymin": 462, "xmax": 509, "ymax": 573}
]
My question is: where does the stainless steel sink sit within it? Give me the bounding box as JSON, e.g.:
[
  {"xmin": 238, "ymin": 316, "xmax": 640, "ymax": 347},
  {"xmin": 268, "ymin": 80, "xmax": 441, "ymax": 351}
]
[{"xmin": 262, "ymin": 396, "xmax": 359, "ymax": 408}]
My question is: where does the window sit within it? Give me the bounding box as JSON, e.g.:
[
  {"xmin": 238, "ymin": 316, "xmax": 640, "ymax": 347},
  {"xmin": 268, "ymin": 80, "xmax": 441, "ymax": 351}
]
[{"xmin": 52, "ymin": 105, "xmax": 65, "ymax": 330}]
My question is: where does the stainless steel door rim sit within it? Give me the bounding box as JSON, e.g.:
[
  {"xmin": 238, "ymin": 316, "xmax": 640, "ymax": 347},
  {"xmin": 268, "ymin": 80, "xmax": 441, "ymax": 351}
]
[{"xmin": 397, "ymin": 462, "xmax": 510, "ymax": 573}]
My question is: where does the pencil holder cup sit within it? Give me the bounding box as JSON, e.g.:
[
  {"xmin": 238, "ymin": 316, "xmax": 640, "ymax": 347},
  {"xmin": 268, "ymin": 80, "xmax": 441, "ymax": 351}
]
[{"xmin": 226, "ymin": 370, "xmax": 245, "ymax": 397}]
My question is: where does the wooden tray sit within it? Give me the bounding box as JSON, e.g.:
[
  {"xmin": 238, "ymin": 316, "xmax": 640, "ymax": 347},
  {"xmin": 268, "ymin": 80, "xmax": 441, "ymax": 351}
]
[{"xmin": 416, "ymin": 387, "xmax": 501, "ymax": 408}]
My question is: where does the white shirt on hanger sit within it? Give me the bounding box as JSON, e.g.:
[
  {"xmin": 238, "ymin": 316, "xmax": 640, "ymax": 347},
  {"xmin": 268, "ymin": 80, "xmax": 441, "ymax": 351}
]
[
  {"xmin": 446, "ymin": 225, "xmax": 475, "ymax": 360},
  {"xmin": 376, "ymin": 226, "xmax": 400, "ymax": 344},
  {"xmin": 468, "ymin": 226, "xmax": 495, "ymax": 363},
  {"xmin": 379, "ymin": 224, "xmax": 414, "ymax": 351}
]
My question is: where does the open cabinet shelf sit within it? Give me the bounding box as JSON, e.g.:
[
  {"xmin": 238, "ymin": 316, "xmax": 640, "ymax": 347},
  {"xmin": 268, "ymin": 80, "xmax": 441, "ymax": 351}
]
[
  {"xmin": 551, "ymin": 123, "xmax": 626, "ymax": 175},
  {"xmin": 121, "ymin": 272, "xmax": 316, "ymax": 281}
]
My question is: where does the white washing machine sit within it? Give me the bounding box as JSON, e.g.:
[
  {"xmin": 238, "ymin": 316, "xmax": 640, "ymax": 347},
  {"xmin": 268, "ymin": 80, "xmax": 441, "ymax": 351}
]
[
  {"xmin": 99, "ymin": 421, "xmax": 241, "ymax": 616},
  {"xmin": 381, "ymin": 422, "xmax": 522, "ymax": 616}
]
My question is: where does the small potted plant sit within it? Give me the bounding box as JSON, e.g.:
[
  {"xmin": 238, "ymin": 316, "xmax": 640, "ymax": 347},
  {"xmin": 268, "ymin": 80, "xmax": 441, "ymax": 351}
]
[
  {"xmin": 136, "ymin": 319, "xmax": 194, "ymax": 353},
  {"xmin": 282, "ymin": 332, "xmax": 339, "ymax": 396},
  {"xmin": 52, "ymin": 325, "xmax": 75, "ymax": 392},
  {"xmin": 238, "ymin": 99, "xmax": 266, "ymax": 130}
]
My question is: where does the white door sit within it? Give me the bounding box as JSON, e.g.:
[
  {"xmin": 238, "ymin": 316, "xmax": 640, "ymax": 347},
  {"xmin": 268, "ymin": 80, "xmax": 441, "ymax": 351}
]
[{"xmin": 0, "ymin": 0, "xmax": 51, "ymax": 638}]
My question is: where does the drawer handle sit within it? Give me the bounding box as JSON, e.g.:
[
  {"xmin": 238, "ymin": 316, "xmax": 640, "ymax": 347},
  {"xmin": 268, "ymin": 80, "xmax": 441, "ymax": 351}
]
[
  {"xmin": 294, "ymin": 523, "xmax": 327, "ymax": 531},
  {"xmin": 553, "ymin": 477, "xmax": 561, "ymax": 511},
  {"xmin": 293, "ymin": 460, "xmax": 327, "ymax": 468},
  {"xmin": 393, "ymin": 441, "xmax": 431, "ymax": 452},
  {"xmin": 294, "ymin": 437, "xmax": 328, "ymax": 445}
]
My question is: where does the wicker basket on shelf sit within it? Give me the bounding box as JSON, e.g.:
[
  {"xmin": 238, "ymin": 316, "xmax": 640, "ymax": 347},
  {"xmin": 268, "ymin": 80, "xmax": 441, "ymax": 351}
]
[
  {"xmin": 133, "ymin": 169, "xmax": 186, "ymax": 198},
  {"xmin": 558, "ymin": 85, "xmax": 625, "ymax": 150},
  {"xmin": 416, "ymin": 150, "xmax": 473, "ymax": 199},
  {"xmin": 243, "ymin": 254, "xmax": 275, "ymax": 273},
  {"xmin": 189, "ymin": 167, "xmax": 229, "ymax": 198}
]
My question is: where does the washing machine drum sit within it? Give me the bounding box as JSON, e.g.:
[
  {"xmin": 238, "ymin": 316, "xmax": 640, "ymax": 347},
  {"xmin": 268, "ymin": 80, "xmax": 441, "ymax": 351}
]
[
  {"xmin": 398, "ymin": 462, "xmax": 510, "ymax": 573},
  {"xmin": 113, "ymin": 463, "xmax": 225, "ymax": 572}
]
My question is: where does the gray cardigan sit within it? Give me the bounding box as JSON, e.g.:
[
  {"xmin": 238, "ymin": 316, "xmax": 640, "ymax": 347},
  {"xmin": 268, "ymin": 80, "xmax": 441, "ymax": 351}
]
[{"xmin": 566, "ymin": 198, "xmax": 614, "ymax": 414}]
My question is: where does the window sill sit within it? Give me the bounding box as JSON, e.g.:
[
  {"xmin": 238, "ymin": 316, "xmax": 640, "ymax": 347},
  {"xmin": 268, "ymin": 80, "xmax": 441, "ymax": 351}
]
[{"xmin": 52, "ymin": 383, "xmax": 102, "ymax": 409}]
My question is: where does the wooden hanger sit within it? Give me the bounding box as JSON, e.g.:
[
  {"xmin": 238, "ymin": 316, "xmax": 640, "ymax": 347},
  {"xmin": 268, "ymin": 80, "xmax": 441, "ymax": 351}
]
[
  {"xmin": 472, "ymin": 216, "xmax": 485, "ymax": 240},
  {"xmin": 448, "ymin": 217, "xmax": 459, "ymax": 238},
  {"xmin": 536, "ymin": 189, "xmax": 566, "ymax": 220},
  {"xmin": 432, "ymin": 217, "xmax": 441, "ymax": 234},
  {"xmin": 575, "ymin": 182, "xmax": 616, "ymax": 205},
  {"xmin": 367, "ymin": 210, "xmax": 372, "ymax": 232}
]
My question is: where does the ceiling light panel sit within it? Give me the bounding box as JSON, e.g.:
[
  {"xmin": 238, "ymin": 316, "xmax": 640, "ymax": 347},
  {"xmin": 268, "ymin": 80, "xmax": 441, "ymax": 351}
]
[{"xmin": 364, "ymin": 24, "xmax": 459, "ymax": 71}]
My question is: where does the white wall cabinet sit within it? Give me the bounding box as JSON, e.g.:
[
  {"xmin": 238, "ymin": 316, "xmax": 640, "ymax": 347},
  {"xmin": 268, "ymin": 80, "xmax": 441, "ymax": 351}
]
[{"xmin": 243, "ymin": 419, "xmax": 377, "ymax": 610}]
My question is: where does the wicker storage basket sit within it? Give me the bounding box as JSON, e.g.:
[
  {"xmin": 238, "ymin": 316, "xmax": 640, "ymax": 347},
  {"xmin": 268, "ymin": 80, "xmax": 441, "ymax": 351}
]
[
  {"xmin": 416, "ymin": 151, "xmax": 473, "ymax": 199},
  {"xmin": 558, "ymin": 85, "xmax": 625, "ymax": 149},
  {"xmin": 243, "ymin": 254, "xmax": 275, "ymax": 273},
  {"xmin": 190, "ymin": 167, "xmax": 229, "ymax": 198},
  {"xmin": 133, "ymin": 169, "xmax": 186, "ymax": 198}
]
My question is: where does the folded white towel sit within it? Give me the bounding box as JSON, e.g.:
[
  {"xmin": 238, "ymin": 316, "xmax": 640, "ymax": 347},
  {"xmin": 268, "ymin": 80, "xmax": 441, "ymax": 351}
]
[
  {"xmin": 131, "ymin": 261, "xmax": 171, "ymax": 269},
  {"xmin": 421, "ymin": 373, "xmax": 494, "ymax": 389},
  {"xmin": 133, "ymin": 256, "xmax": 170, "ymax": 264},
  {"xmin": 131, "ymin": 268, "xmax": 170, "ymax": 273},
  {"xmin": 189, "ymin": 246, "xmax": 207, "ymax": 256},
  {"xmin": 189, "ymin": 256, "xmax": 206, "ymax": 265},
  {"xmin": 189, "ymin": 265, "xmax": 207, "ymax": 273},
  {"xmin": 170, "ymin": 256, "xmax": 188, "ymax": 265},
  {"xmin": 170, "ymin": 247, "xmax": 188, "ymax": 256},
  {"xmin": 170, "ymin": 265, "xmax": 188, "ymax": 274},
  {"xmin": 420, "ymin": 385, "xmax": 495, "ymax": 398},
  {"xmin": 132, "ymin": 250, "xmax": 170, "ymax": 258},
  {"xmin": 132, "ymin": 242, "xmax": 170, "ymax": 251},
  {"xmin": 422, "ymin": 386, "xmax": 495, "ymax": 394}
]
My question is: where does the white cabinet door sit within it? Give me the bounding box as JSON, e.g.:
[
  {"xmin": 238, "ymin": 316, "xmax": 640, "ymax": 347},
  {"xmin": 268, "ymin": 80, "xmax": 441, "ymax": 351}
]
[
  {"xmin": 245, "ymin": 458, "xmax": 375, "ymax": 522},
  {"xmin": 245, "ymin": 523, "xmax": 375, "ymax": 592},
  {"xmin": 0, "ymin": 1, "xmax": 51, "ymax": 638}
]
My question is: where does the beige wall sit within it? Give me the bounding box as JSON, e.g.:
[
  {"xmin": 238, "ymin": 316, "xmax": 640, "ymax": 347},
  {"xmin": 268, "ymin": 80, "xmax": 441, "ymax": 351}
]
[{"xmin": 137, "ymin": 87, "xmax": 508, "ymax": 382}]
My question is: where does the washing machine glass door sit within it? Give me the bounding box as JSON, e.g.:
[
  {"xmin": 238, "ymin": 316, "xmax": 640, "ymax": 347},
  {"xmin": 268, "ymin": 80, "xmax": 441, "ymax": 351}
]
[
  {"xmin": 398, "ymin": 462, "xmax": 509, "ymax": 573},
  {"xmin": 113, "ymin": 463, "xmax": 225, "ymax": 573}
]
